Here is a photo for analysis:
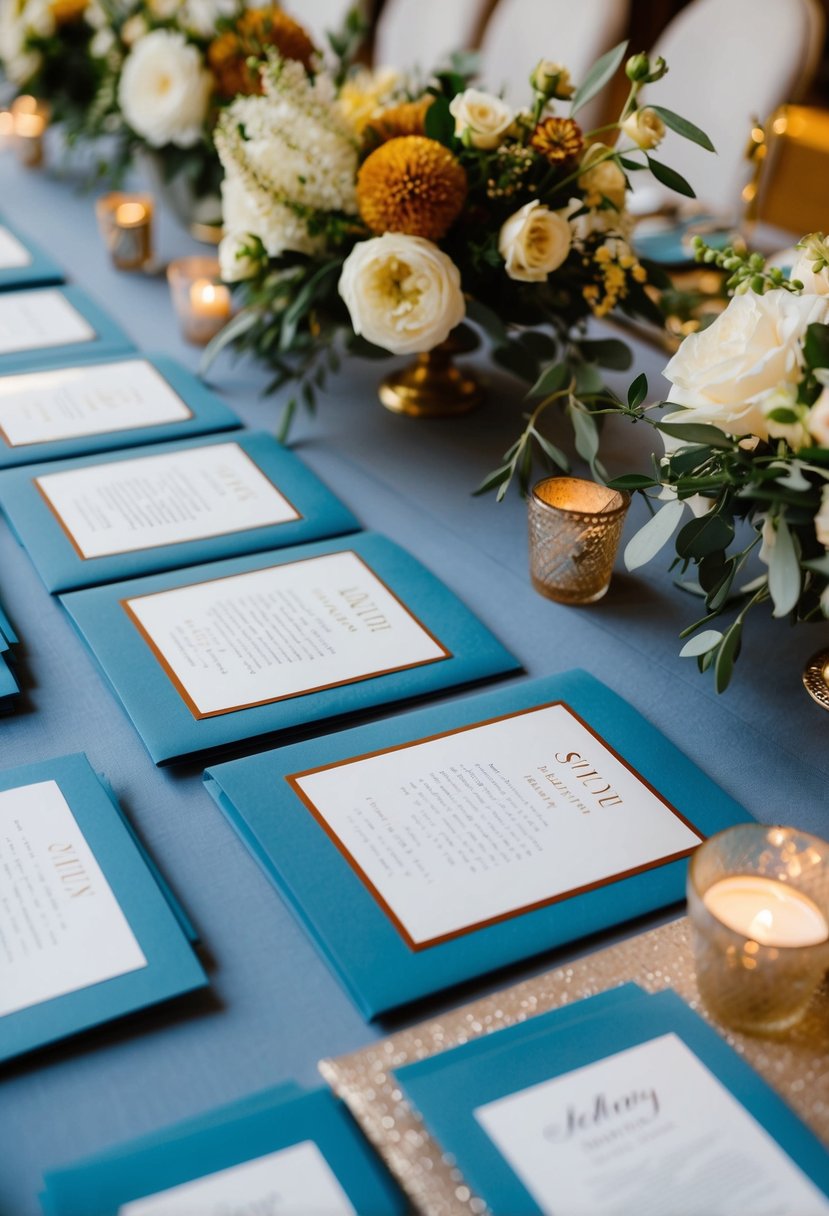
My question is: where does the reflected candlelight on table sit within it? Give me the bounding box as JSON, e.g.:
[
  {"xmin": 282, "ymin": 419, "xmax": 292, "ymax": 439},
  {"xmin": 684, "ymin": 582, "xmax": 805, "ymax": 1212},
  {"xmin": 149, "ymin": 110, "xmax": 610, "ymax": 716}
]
[
  {"xmin": 688, "ymin": 824, "xmax": 829, "ymax": 1034},
  {"xmin": 168, "ymin": 257, "xmax": 232, "ymax": 345},
  {"xmin": 95, "ymin": 193, "xmax": 154, "ymax": 271}
]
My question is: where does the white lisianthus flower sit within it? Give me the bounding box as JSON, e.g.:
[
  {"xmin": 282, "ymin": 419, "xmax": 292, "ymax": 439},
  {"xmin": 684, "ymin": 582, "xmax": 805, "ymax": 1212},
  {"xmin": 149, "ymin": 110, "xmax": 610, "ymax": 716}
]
[
  {"xmin": 621, "ymin": 107, "xmax": 665, "ymax": 150},
  {"xmin": 498, "ymin": 200, "xmax": 571, "ymax": 282},
  {"xmin": 578, "ymin": 143, "xmax": 627, "ymax": 210},
  {"xmin": 339, "ymin": 234, "xmax": 465, "ymax": 356},
  {"xmin": 662, "ymin": 289, "xmax": 829, "ymax": 440},
  {"xmin": 816, "ymin": 485, "xmax": 829, "ymax": 548},
  {"xmin": 809, "ymin": 386, "xmax": 829, "ymax": 446},
  {"xmin": 118, "ymin": 30, "xmax": 212, "ymax": 149},
  {"xmin": 449, "ymin": 89, "xmax": 512, "ymax": 150}
]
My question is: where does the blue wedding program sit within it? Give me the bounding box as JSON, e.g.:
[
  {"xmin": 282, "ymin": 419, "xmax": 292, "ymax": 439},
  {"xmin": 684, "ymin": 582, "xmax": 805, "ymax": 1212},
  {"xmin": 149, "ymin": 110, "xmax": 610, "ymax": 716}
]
[
  {"xmin": 0, "ymin": 753, "xmax": 207, "ymax": 1063},
  {"xmin": 0, "ymin": 285, "xmax": 133, "ymax": 374},
  {"xmin": 0, "ymin": 215, "xmax": 64, "ymax": 291},
  {"xmin": 204, "ymin": 671, "xmax": 751, "ymax": 1016},
  {"xmin": 397, "ymin": 985, "xmax": 829, "ymax": 1215},
  {"xmin": 40, "ymin": 1085, "xmax": 406, "ymax": 1216},
  {"xmin": 60, "ymin": 531, "xmax": 520, "ymax": 764},
  {"xmin": 0, "ymin": 354, "xmax": 240, "ymax": 470},
  {"xmin": 0, "ymin": 430, "xmax": 360, "ymax": 592}
]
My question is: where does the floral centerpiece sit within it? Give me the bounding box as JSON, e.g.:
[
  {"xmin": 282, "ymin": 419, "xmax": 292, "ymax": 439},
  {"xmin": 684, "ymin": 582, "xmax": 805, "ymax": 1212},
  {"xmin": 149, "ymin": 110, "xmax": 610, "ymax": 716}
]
[
  {"xmin": 209, "ymin": 42, "xmax": 712, "ymax": 481},
  {"xmin": 610, "ymin": 235, "xmax": 829, "ymax": 691}
]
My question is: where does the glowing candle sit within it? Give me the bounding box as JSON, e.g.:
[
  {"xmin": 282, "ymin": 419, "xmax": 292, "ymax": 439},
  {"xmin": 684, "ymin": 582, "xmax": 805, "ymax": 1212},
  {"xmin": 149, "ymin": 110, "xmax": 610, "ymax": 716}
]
[
  {"xmin": 703, "ymin": 875, "xmax": 828, "ymax": 947},
  {"xmin": 95, "ymin": 194, "xmax": 154, "ymax": 271},
  {"xmin": 14, "ymin": 111, "xmax": 45, "ymax": 168},
  {"xmin": 189, "ymin": 279, "xmax": 231, "ymax": 320}
]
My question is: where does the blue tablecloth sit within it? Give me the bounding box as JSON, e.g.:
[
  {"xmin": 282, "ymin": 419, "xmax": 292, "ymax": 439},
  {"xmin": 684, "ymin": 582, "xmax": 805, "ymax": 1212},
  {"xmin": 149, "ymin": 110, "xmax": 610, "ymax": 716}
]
[{"xmin": 1, "ymin": 144, "xmax": 826, "ymax": 1215}]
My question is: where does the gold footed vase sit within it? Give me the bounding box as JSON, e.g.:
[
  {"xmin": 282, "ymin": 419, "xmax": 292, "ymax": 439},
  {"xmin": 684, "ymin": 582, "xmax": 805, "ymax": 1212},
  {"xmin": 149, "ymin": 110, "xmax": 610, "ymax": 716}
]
[{"xmin": 378, "ymin": 339, "xmax": 484, "ymax": 418}]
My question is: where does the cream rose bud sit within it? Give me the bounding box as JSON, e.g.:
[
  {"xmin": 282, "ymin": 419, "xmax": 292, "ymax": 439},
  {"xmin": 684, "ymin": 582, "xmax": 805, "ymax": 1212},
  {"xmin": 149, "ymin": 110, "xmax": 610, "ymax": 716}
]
[
  {"xmin": 449, "ymin": 89, "xmax": 512, "ymax": 150},
  {"xmin": 338, "ymin": 234, "xmax": 465, "ymax": 356},
  {"xmin": 218, "ymin": 232, "xmax": 259, "ymax": 283},
  {"xmin": 816, "ymin": 485, "xmax": 829, "ymax": 547},
  {"xmin": 530, "ymin": 60, "xmax": 574, "ymax": 99},
  {"xmin": 621, "ymin": 106, "xmax": 665, "ymax": 150},
  {"xmin": 663, "ymin": 289, "xmax": 829, "ymax": 439},
  {"xmin": 809, "ymin": 386, "xmax": 829, "ymax": 446},
  {"xmin": 578, "ymin": 144, "xmax": 627, "ymax": 210},
  {"xmin": 498, "ymin": 200, "xmax": 571, "ymax": 282},
  {"xmin": 118, "ymin": 30, "xmax": 212, "ymax": 149},
  {"xmin": 790, "ymin": 249, "xmax": 829, "ymax": 295}
]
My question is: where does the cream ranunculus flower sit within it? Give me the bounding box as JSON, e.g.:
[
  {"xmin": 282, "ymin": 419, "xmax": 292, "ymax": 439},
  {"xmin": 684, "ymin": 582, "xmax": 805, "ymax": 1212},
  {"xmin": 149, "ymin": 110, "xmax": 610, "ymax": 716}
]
[
  {"xmin": 809, "ymin": 386, "xmax": 829, "ymax": 446},
  {"xmin": 449, "ymin": 88, "xmax": 512, "ymax": 150},
  {"xmin": 498, "ymin": 200, "xmax": 571, "ymax": 282},
  {"xmin": 338, "ymin": 234, "xmax": 465, "ymax": 356},
  {"xmin": 578, "ymin": 143, "xmax": 626, "ymax": 209},
  {"xmin": 662, "ymin": 289, "xmax": 829, "ymax": 440},
  {"xmin": 815, "ymin": 484, "xmax": 829, "ymax": 547},
  {"xmin": 621, "ymin": 106, "xmax": 665, "ymax": 150},
  {"xmin": 118, "ymin": 29, "xmax": 212, "ymax": 149}
]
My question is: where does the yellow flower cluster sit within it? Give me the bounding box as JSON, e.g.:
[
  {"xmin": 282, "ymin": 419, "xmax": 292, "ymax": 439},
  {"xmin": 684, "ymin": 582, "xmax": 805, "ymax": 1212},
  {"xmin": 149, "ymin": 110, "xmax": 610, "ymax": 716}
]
[{"xmin": 583, "ymin": 240, "xmax": 647, "ymax": 318}]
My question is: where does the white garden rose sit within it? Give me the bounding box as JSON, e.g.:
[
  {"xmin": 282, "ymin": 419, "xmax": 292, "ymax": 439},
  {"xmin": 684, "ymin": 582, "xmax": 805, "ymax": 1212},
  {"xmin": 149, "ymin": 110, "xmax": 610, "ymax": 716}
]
[
  {"xmin": 338, "ymin": 234, "xmax": 465, "ymax": 356},
  {"xmin": 815, "ymin": 485, "xmax": 829, "ymax": 547},
  {"xmin": 809, "ymin": 386, "xmax": 829, "ymax": 446},
  {"xmin": 449, "ymin": 89, "xmax": 513, "ymax": 150},
  {"xmin": 118, "ymin": 29, "xmax": 212, "ymax": 149},
  {"xmin": 662, "ymin": 289, "xmax": 829, "ymax": 440},
  {"xmin": 621, "ymin": 106, "xmax": 665, "ymax": 150},
  {"xmin": 498, "ymin": 200, "xmax": 571, "ymax": 282}
]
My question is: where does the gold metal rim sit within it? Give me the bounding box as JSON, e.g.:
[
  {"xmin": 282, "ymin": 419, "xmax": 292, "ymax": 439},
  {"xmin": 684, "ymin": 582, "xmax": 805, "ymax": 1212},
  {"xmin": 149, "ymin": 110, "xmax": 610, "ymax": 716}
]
[{"xmin": 803, "ymin": 647, "xmax": 829, "ymax": 711}]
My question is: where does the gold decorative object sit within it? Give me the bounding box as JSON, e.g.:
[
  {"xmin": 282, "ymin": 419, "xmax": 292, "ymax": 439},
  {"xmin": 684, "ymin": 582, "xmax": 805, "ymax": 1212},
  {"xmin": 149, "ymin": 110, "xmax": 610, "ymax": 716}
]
[
  {"xmin": 320, "ymin": 916, "xmax": 829, "ymax": 1216},
  {"xmin": 378, "ymin": 337, "xmax": 483, "ymax": 418},
  {"xmin": 688, "ymin": 824, "xmax": 829, "ymax": 1034},
  {"xmin": 167, "ymin": 256, "xmax": 233, "ymax": 346},
  {"xmin": 803, "ymin": 648, "xmax": 829, "ymax": 710},
  {"xmin": 95, "ymin": 193, "xmax": 155, "ymax": 272},
  {"xmin": 528, "ymin": 476, "xmax": 630, "ymax": 604}
]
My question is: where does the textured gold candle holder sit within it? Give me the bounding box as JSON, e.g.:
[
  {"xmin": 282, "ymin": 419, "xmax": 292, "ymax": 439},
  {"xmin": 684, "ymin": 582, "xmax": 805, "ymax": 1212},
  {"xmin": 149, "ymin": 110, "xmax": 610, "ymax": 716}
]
[
  {"xmin": 12, "ymin": 97, "xmax": 48, "ymax": 169},
  {"xmin": 688, "ymin": 824, "xmax": 829, "ymax": 1035},
  {"xmin": 528, "ymin": 476, "xmax": 630, "ymax": 605},
  {"xmin": 95, "ymin": 193, "xmax": 154, "ymax": 271},
  {"xmin": 803, "ymin": 647, "xmax": 829, "ymax": 711},
  {"xmin": 167, "ymin": 256, "xmax": 232, "ymax": 346}
]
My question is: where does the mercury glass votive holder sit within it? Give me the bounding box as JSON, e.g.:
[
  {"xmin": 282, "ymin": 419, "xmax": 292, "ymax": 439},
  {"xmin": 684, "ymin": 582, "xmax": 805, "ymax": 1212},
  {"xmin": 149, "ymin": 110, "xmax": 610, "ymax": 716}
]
[
  {"xmin": 688, "ymin": 824, "xmax": 829, "ymax": 1035},
  {"xmin": 528, "ymin": 477, "xmax": 630, "ymax": 605},
  {"xmin": 167, "ymin": 256, "xmax": 232, "ymax": 346},
  {"xmin": 95, "ymin": 193, "xmax": 154, "ymax": 271}
]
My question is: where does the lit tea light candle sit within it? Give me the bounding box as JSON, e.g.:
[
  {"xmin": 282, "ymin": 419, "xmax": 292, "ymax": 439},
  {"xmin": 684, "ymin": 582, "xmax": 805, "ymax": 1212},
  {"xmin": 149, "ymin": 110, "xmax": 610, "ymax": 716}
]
[
  {"xmin": 703, "ymin": 875, "xmax": 829, "ymax": 947},
  {"xmin": 14, "ymin": 111, "xmax": 46, "ymax": 168},
  {"xmin": 95, "ymin": 194, "xmax": 154, "ymax": 271},
  {"xmin": 167, "ymin": 257, "xmax": 232, "ymax": 345}
]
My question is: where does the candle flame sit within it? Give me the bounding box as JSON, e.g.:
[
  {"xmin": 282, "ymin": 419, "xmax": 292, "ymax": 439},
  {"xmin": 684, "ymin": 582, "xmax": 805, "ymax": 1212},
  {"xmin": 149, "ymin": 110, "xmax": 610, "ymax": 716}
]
[{"xmin": 747, "ymin": 907, "xmax": 774, "ymax": 942}]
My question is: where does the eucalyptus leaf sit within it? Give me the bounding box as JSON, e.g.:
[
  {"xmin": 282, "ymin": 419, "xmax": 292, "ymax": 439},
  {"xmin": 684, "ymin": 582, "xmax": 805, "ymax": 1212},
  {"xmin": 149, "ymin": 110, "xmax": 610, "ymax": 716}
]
[
  {"xmin": 568, "ymin": 402, "xmax": 601, "ymax": 474},
  {"xmin": 679, "ymin": 629, "xmax": 723, "ymax": 658},
  {"xmin": 570, "ymin": 41, "xmax": 628, "ymax": 115},
  {"xmin": 199, "ymin": 307, "xmax": 257, "ymax": 376},
  {"xmin": 649, "ymin": 106, "xmax": 715, "ymax": 152},
  {"xmin": 767, "ymin": 515, "xmax": 802, "ymax": 617},
  {"xmin": 656, "ymin": 420, "xmax": 734, "ymax": 449},
  {"xmin": 578, "ymin": 338, "xmax": 632, "ymax": 371},
  {"xmin": 608, "ymin": 473, "xmax": 657, "ymax": 490},
  {"xmin": 624, "ymin": 498, "xmax": 684, "ymax": 570},
  {"xmin": 424, "ymin": 94, "xmax": 456, "ymax": 146},
  {"xmin": 465, "ymin": 298, "xmax": 509, "ymax": 346},
  {"xmin": 714, "ymin": 621, "xmax": 742, "ymax": 692},
  {"xmin": 528, "ymin": 361, "xmax": 568, "ymax": 398},
  {"xmin": 627, "ymin": 372, "xmax": 648, "ymax": 410},
  {"xmin": 646, "ymin": 155, "xmax": 696, "ymax": 198}
]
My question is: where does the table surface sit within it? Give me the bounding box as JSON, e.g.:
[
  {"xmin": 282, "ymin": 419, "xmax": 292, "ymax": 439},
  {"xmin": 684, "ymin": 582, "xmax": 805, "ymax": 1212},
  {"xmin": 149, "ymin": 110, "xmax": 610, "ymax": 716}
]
[{"xmin": 1, "ymin": 143, "xmax": 827, "ymax": 1216}]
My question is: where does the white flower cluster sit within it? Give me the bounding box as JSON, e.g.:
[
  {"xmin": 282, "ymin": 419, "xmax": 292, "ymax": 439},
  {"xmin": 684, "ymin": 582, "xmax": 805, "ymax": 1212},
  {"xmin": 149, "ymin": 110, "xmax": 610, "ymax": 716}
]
[
  {"xmin": 216, "ymin": 58, "xmax": 360, "ymax": 279},
  {"xmin": 0, "ymin": 0, "xmax": 54, "ymax": 85}
]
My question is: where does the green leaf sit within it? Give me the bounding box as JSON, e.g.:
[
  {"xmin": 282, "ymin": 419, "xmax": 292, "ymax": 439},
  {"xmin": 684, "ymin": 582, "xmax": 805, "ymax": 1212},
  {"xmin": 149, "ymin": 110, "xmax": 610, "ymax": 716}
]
[
  {"xmin": 533, "ymin": 430, "xmax": 569, "ymax": 472},
  {"xmin": 803, "ymin": 322, "xmax": 829, "ymax": 371},
  {"xmin": 805, "ymin": 553, "xmax": 829, "ymax": 577},
  {"xmin": 578, "ymin": 338, "xmax": 632, "ymax": 371},
  {"xmin": 568, "ymin": 402, "xmax": 602, "ymax": 475},
  {"xmin": 679, "ymin": 629, "xmax": 723, "ymax": 658},
  {"xmin": 494, "ymin": 341, "xmax": 540, "ymax": 383},
  {"xmin": 715, "ymin": 620, "xmax": 742, "ymax": 692},
  {"xmin": 646, "ymin": 155, "xmax": 696, "ymax": 199},
  {"xmin": 607, "ymin": 473, "xmax": 657, "ymax": 490},
  {"xmin": 624, "ymin": 498, "xmax": 685, "ymax": 570},
  {"xmin": 675, "ymin": 511, "xmax": 734, "ymax": 561},
  {"xmin": 574, "ymin": 362, "xmax": 605, "ymax": 396},
  {"xmin": 528, "ymin": 361, "xmax": 568, "ymax": 398},
  {"xmin": 346, "ymin": 333, "xmax": 391, "ymax": 359},
  {"xmin": 570, "ymin": 40, "xmax": 628, "ymax": 115},
  {"xmin": 198, "ymin": 307, "xmax": 256, "ymax": 376},
  {"xmin": 277, "ymin": 397, "xmax": 297, "ymax": 443},
  {"xmin": 465, "ymin": 298, "xmax": 509, "ymax": 346},
  {"xmin": 656, "ymin": 420, "xmax": 735, "ymax": 449},
  {"xmin": 473, "ymin": 463, "xmax": 511, "ymax": 496},
  {"xmin": 627, "ymin": 372, "xmax": 648, "ymax": 410},
  {"xmin": 766, "ymin": 515, "xmax": 802, "ymax": 617},
  {"xmin": 649, "ymin": 105, "xmax": 715, "ymax": 152},
  {"xmin": 519, "ymin": 330, "xmax": 559, "ymax": 361},
  {"xmin": 424, "ymin": 94, "xmax": 456, "ymax": 146}
]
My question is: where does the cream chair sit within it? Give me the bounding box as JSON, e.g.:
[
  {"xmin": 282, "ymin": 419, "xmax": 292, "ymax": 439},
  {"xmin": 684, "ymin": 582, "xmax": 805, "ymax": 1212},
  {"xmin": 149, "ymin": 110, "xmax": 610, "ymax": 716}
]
[
  {"xmin": 642, "ymin": 0, "xmax": 824, "ymax": 219},
  {"xmin": 297, "ymin": 0, "xmax": 374, "ymax": 47},
  {"xmin": 373, "ymin": 0, "xmax": 489, "ymax": 74},
  {"xmin": 478, "ymin": 0, "xmax": 630, "ymax": 125}
]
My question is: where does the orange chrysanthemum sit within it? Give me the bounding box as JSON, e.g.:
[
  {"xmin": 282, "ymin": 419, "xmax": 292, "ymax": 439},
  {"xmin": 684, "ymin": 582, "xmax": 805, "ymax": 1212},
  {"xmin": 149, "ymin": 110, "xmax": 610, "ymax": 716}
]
[
  {"xmin": 208, "ymin": 8, "xmax": 317, "ymax": 99},
  {"xmin": 530, "ymin": 116, "xmax": 584, "ymax": 165},
  {"xmin": 357, "ymin": 136, "xmax": 467, "ymax": 241},
  {"xmin": 50, "ymin": 0, "xmax": 87, "ymax": 23},
  {"xmin": 362, "ymin": 98, "xmax": 433, "ymax": 148}
]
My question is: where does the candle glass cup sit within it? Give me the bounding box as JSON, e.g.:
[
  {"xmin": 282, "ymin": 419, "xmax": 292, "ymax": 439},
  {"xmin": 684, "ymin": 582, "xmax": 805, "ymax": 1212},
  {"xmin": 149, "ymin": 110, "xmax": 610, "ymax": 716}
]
[
  {"xmin": 688, "ymin": 825, "xmax": 829, "ymax": 1034},
  {"xmin": 166, "ymin": 256, "xmax": 232, "ymax": 346},
  {"xmin": 528, "ymin": 477, "xmax": 630, "ymax": 605},
  {"xmin": 95, "ymin": 193, "xmax": 154, "ymax": 271},
  {"xmin": 13, "ymin": 101, "xmax": 48, "ymax": 169}
]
